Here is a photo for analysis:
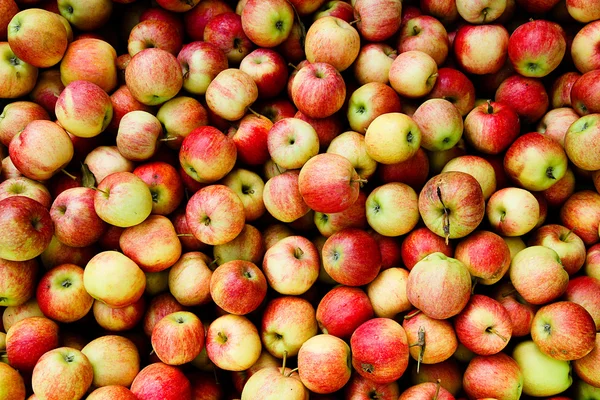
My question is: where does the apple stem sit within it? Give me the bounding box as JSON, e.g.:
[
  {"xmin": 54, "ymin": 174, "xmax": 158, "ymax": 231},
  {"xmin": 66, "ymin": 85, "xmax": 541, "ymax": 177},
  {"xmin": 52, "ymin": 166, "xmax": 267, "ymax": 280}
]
[
  {"xmin": 288, "ymin": 62, "xmax": 298, "ymax": 71},
  {"xmin": 562, "ymin": 227, "xmax": 576, "ymax": 242},
  {"xmin": 487, "ymin": 327, "xmax": 509, "ymax": 342},
  {"xmin": 404, "ymin": 309, "xmax": 422, "ymax": 320},
  {"xmin": 212, "ymin": 365, "xmax": 220, "ymax": 384},
  {"xmin": 286, "ymin": 368, "xmax": 299, "ymax": 377},
  {"xmin": 436, "ymin": 186, "xmax": 451, "ymax": 245},
  {"xmin": 486, "ymin": 99, "xmax": 494, "ymax": 114},
  {"xmin": 177, "ymin": 233, "xmax": 194, "ymax": 237},
  {"xmin": 433, "ymin": 379, "xmax": 442, "ymax": 400},
  {"xmin": 159, "ymin": 136, "xmax": 178, "ymax": 142},
  {"xmin": 281, "ymin": 350, "xmax": 288, "ymax": 375},
  {"xmin": 351, "ymin": 178, "xmax": 368, "ymax": 185},
  {"xmin": 501, "ymin": 288, "xmax": 518, "ymax": 298},
  {"xmin": 417, "ymin": 326, "xmax": 425, "ymax": 373},
  {"xmin": 61, "ymin": 169, "xmax": 77, "ymax": 181},
  {"xmin": 248, "ymin": 107, "xmax": 266, "ymax": 120},
  {"xmin": 471, "ymin": 278, "xmax": 478, "ymax": 294},
  {"xmin": 349, "ymin": 18, "xmax": 361, "ymax": 25},
  {"xmin": 90, "ymin": 186, "xmax": 109, "ymax": 196}
]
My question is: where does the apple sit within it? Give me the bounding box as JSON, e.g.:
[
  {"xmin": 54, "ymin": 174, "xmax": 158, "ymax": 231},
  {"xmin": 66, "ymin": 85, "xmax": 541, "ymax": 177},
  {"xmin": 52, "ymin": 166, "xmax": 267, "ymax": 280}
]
[
  {"xmin": 508, "ymin": 20, "xmax": 566, "ymax": 77},
  {"xmin": 291, "ymin": 62, "xmax": 346, "ymax": 119},
  {"xmin": 406, "ymin": 252, "xmax": 471, "ymax": 319},
  {"xmin": 262, "ymin": 235, "xmax": 319, "ymax": 295},
  {"xmin": 0, "ymin": 257, "xmax": 37, "ymax": 308},
  {"xmin": 184, "ymin": 0, "xmax": 233, "ymax": 41},
  {"xmin": 128, "ymin": 19, "xmax": 183, "ymax": 57},
  {"xmin": 0, "ymin": 42, "xmax": 38, "ymax": 99},
  {"xmin": 241, "ymin": 0, "xmax": 295, "ymax": 48},
  {"xmin": 351, "ymin": 318, "xmax": 409, "ymax": 384},
  {"xmin": 454, "ymin": 24, "xmax": 509, "ymax": 75},
  {"xmin": 403, "ymin": 310, "xmax": 458, "ymax": 366},
  {"xmin": 206, "ymin": 68, "xmax": 258, "ymax": 121},
  {"xmin": 565, "ymin": 276, "xmax": 600, "ymax": 330},
  {"xmin": 186, "ymin": 184, "xmax": 245, "ymax": 246},
  {"xmin": 410, "ymin": 359, "xmax": 463, "ymax": 396},
  {"xmin": 210, "ymin": 260, "xmax": 266, "ymax": 315},
  {"xmin": 344, "ymin": 371, "xmax": 400, "ymax": 399},
  {"xmin": 92, "ymin": 297, "xmax": 146, "ymax": 332},
  {"xmin": 9, "ymin": 120, "xmax": 73, "ymax": 181},
  {"xmin": 205, "ymin": 314, "xmax": 262, "ymax": 371},
  {"xmin": 297, "ymin": 334, "xmax": 351, "ymax": 394},
  {"xmin": 313, "ymin": 0, "xmax": 355, "ymax": 21},
  {"xmin": 84, "ymin": 250, "xmax": 146, "ymax": 308},
  {"xmin": 571, "ymin": 71, "xmax": 600, "ymax": 117},
  {"xmin": 462, "ymin": 353, "xmax": 523, "ymax": 400},
  {"xmin": 107, "ymin": 85, "xmax": 153, "ymax": 134},
  {"xmin": 566, "ymin": 0, "xmax": 600, "ymax": 22},
  {"xmin": 537, "ymin": 107, "xmax": 580, "ymax": 146},
  {"xmin": 573, "ymin": 332, "xmax": 600, "ymax": 387},
  {"xmin": 495, "ymin": 75, "xmax": 549, "ymax": 124},
  {"xmin": 454, "ymin": 294, "xmax": 513, "ymax": 356},
  {"xmin": 133, "ymin": 162, "xmax": 184, "ymax": 216},
  {"xmin": 0, "ymin": 363, "xmax": 26, "ymax": 400},
  {"xmin": 377, "ymin": 148, "xmax": 429, "ymax": 192},
  {"xmin": 60, "ymin": 38, "xmax": 117, "ymax": 93},
  {"xmin": 261, "ymin": 296, "xmax": 318, "ymax": 357},
  {"xmin": 399, "ymin": 382, "xmax": 455, "ymax": 400},
  {"xmin": 57, "ymin": 0, "xmax": 112, "ymax": 30},
  {"xmin": 418, "ymin": 171, "xmax": 485, "ymax": 242},
  {"xmin": 365, "ymin": 112, "xmax": 422, "ymax": 164},
  {"xmin": 2, "ymin": 298, "xmax": 44, "ymax": 332},
  {"xmin": 81, "ymin": 335, "xmax": 140, "ymax": 388},
  {"xmin": 0, "ymin": 0, "xmax": 18, "ymax": 41},
  {"xmin": 353, "ymin": 0, "xmax": 402, "ymax": 42},
  {"xmin": 130, "ymin": 362, "xmax": 192, "ymax": 400},
  {"xmin": 213, "ymin": 223, "xmax": 264, "ymax": 265},
  {"xmin": 125, "ymin": 48, "xmax": 183, "ymax": 106},
  {"xmin": 426, "ymin": 138, "xmax": 468, "ymax": 174},
  {"xmin": 513, "ymin": 340, "xmax": 572, "ymax": 397},
  {"xmin": 7, "ymin": 8, "xmax": 68, "ymax": 68},
  {"xmin": 31, "ymin": 346, "xmax": 93, "ymax": 400},
  {"xmin": 398, "ymin": 15, "xmax": 449, "ymax": 67},
  {"xmin": 0, "ymin": 101, "xmax": 50, "ymax": 147},
  {"xmin": 263, "ymin": 170, "xmax": 310, "ymax": 222},
  {"xmin": 166, "ymin": 252, "xmax": 211, "ymax": 307},
  {"xmin": 353, "ymin": 43, "xmax": 397, "ymax": 85},
  {"xmin": 455, "ymin": 230, "xmax": 511, "ymax": 285},
  {"xmin": 486, "ymin": 187, "xmax": 540, "ymax": 237},
  {"xmin": 231, "ymin": 350, "xmax": 280, "ymax": 392},
  {"xmin": 87, "ymin": 386, "xmax": 138, "ymax": 400},
  {"xmin": 550, "ymin": 72, "xmax": 581, "ymax": 108},
  {"xmin": 298, "ymin": 153, "xmax": 363, "ymax": 213},
  {"xmin": 221, "ymin": 168, "xmax": 266, "ymax": 222},
  {"xmin": 571, "ymin": 20, "xmax": 600, "ymax": 73},
  {"xmin": 228, "ymin": 114, "xmax": 272, "ymax": 166},
  {"xmin": 531, "ymin": 301, "xmax": 596, "ymax": 361},
  {"xmin": 177, "ymin": 42, "xmax": 228, "ymax": 96},
  {"xmin": 419, "ymin": 0, "xmax": 458, "ymax": 25},
  {"xmin": 305, "ymin": 16, "xmax": 360, "ymax": 72},
  {"xmin": 412, "ymin": 98, "xmax": 463, "ymax": 152},
  {"xmin": 239, "ymin": 48, "xmax": 288, "ymax": 99},
  {"xmin": 241, "ymin": 366, "xmax": 309, "ymax": 400},
  {"xmin": 510, "ymin": 246, "xmax": 569, "ymax": 305},
  {"xmin": 463, "ymin": 100, "xmax": 520, "ymax": 154},
  {"xmin": 36, "ymin": 263, "xmax": 93, "ymax": 323},
  {"xmin": 156, "ymin": 96, "xmax": 208, "ymax": 150},
  {"xmin": 267, "ymin": 117, "xmax": 319, "ymax": 170},
  {"xmin": 389, "ymin": 50, "xmax": 438, "ymax": 98},
  {"xmin": 366, "ymin": 182, "xmax": 420, "ymax": 237},
  {"xmin": 143, "ymin": 293, "xmax": 186, "ymax": 336},
  {"xmin": 84, "ymin": 145, "xmax": 135, "ymax": 185},
  {"xmin": 314, "ymin": 190, "xmax": 368, "ymax": 237},
  {"xmin": 316, "ymin": 286, "xmax": 373, "ymax": 338},
  {"xmin": 50, "ymin": 187, "xmax": 107, "ymax": 248},
  {"xmin": 204, "ymin": 12, "xmax": 254, "ymax": 64},
  {"xmin": 427, "ymin": 67, "xmax": 476, "ymax": 116},
  {"xmin": 6, "ymin": 316, "xmax": 59, "ymax": 373},
  {"xmin": 151, "ymin": 311, "xmax": 204, "ymax": 365},
  {"xmin": 564, "ymin": 114, "xmax": 600, "ymax": 174},
  {"xmin": 0, "ymin": 196, "xmax": 54, "ymax": 262},
  {"xmin": 347, "ymin": 83, "xmax": 402, "ymax": 135},
  {"xmin": 560, "ymin": 190, "xmax": 600, "ymax": 245},
  {"xmin": 401, "ymin": 226, "xmax": 453, "ymax": 271},
  {"xmin": 0, "ymin": 176, "xmax": 51, "ymax": 209},
  {"xmin": 528, "ymin": 224, "xmax": 586, "ymax": 275}
]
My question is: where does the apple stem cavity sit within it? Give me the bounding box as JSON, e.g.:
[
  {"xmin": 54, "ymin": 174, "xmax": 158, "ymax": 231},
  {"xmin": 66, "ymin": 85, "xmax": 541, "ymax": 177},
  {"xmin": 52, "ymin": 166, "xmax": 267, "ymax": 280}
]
[
  {"xmin": 61, "ymin": 169, "xmax": 77, "ymax": 181},
  {"xmin": 294, "ymin": 247, "xmax": 304, "ymax": 259},
  {"xmin": 486, "ymin": 327, "xmax": 509, "ymax": 342},
  {"xmin": 436, "ymin": 186, "xmax": 451, "ymax": 245}
]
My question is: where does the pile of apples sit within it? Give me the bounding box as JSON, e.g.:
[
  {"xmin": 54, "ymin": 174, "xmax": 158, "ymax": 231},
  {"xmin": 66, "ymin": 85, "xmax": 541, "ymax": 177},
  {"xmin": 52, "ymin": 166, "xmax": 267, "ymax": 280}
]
[{"xmin": 2, "ymin": 0, "xmax": 600, "ymax": 398}]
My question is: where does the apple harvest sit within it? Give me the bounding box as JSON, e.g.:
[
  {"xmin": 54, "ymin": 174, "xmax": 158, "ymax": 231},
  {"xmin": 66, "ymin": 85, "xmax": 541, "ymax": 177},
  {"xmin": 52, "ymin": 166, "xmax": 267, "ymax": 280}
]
[{"xmin": 1, "ymin": 0, "xmax": 600, "ymax": 398}]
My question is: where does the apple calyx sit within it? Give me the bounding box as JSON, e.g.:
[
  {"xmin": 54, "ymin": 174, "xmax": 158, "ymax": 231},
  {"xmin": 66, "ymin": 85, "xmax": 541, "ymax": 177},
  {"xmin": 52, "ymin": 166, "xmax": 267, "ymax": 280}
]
[
  {"xmin": 436, "ymin": 186, "xmax": 451, "ymax": 245},
  {"xmin": 486, "ymin": 326, "xmax": 509, "ymax": 342},
  {"xmin": 361, "ymin": 362, "xmax": 374, "ymax": 374},
  {"xmin": 545, "ymin": 167, "xmax": 557, "ymax": 180},
  {"xmin": 543, "ymin": 323, "xmax": 552, "ymax": 334},
  {"xmin": 408, "ymin": 326, "xmax": 426, "ymax": 373},
  {"xmin": 217, "ymin": 331, "xmax": 228, "ymax": 343},
  {"xmin": 294, "ymin": 247, "xmax": 304, "ymax": 259}
]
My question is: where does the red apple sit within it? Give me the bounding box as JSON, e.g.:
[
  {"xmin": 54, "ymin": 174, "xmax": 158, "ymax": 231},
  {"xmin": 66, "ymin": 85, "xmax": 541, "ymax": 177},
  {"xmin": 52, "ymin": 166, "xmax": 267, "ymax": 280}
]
[
  {"xmin": 205, "ymin": 314, "xmax": 262, "ymax": 371},
  {"xmin": 463, "ymin": 100, "xmax": 520, "ymax": 154},
  {"xmin": 463, "ymin": 353, "xmax": 524, "ymax": 400},
  {"xmin": 151, "ymin": 311, "xmax": 204, "ymax": 365},
  {"xmin": 351, "ymin": 318, "xmax": 409, "ymax": 384},
  {"xmin": 454, "ymin": 24, "xmax": 509, "ymax": 75},
  {"xmin": 316, "ymin": 286, "xmax": 373, "ymax": 339},
  {"xmin": 60, "ymin": 38, "xmax": 117, "ymax": 93},
  {"xmin": 131, "ymin": 362, "xmax": 192, "ymax": 400},
  {"xmin": 183, "ymin": 0, "xmax": 233, "ymax": 41},
  {"xmin": 0, "ymin": 101, "xmax": 50, "ymax": 147},
  {"xmin": 403, "ymin": 310, "xmax": 458, "ymax": 366},
  {"xmin": 427, "ymin": 67, "xmax": 476, "ymax": 116},
  {"xmin": 291, "ymin": 62, "xmax": 346, "ymax": 119},
  {"xmin": 297, "ymin": 334, "xmax": 351, "ymax": 394},
  {"xmin": 455, "ymin": 230, "xmax": 511, "ymax": 285},
  {"xmin": 0, "ymin": 363, "xmax": 26, "ymax": 400},
  {"xmin": 6, "ymin": 316, "xmax": 59, "ymax": 373},
  {"xmin": 210, "ymin": 260, "xmax": 266, "ymax": 315},
  {"xmin": 495, "ymin": 75, "xmax": 549, "ymax": 123},
  {"xmin": 240, "ymin": 0, "xmax": 295, "ymax": 48},
  {"xmin": 493, "ymin": 282, "xmax": 537, "ymax": 337},
  {"xmin": 401, "ymin": 226, "xmax": 453, "ymax": 270},
  {"xmin": 565, "ymin": 276, "xmax": 600, "ymax": 330},
  {"xmin": 560, "ymin": 190, "xmax": 600, "ymax": 245}
]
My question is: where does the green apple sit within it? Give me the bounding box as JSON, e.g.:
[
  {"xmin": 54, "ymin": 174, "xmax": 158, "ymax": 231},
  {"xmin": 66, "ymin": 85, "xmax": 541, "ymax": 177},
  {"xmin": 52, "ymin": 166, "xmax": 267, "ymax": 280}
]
[
  {"xmin": 512, "ymin": 340, "xmax": 572, "ymax": 397},
  {"xmin": 575, "ymin": 379, "xmax": 600, "ymax": 400},
  {"xmin": 412, "ymin": 99, "xmax": 464, "ymax": 152},
  {"xmin": 366, "ymin": 182, "xmax": 420, "ymax": 237},
  {"xmin": 365, "ymin": 112, "xmax": 422, "ymax": 164}
]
